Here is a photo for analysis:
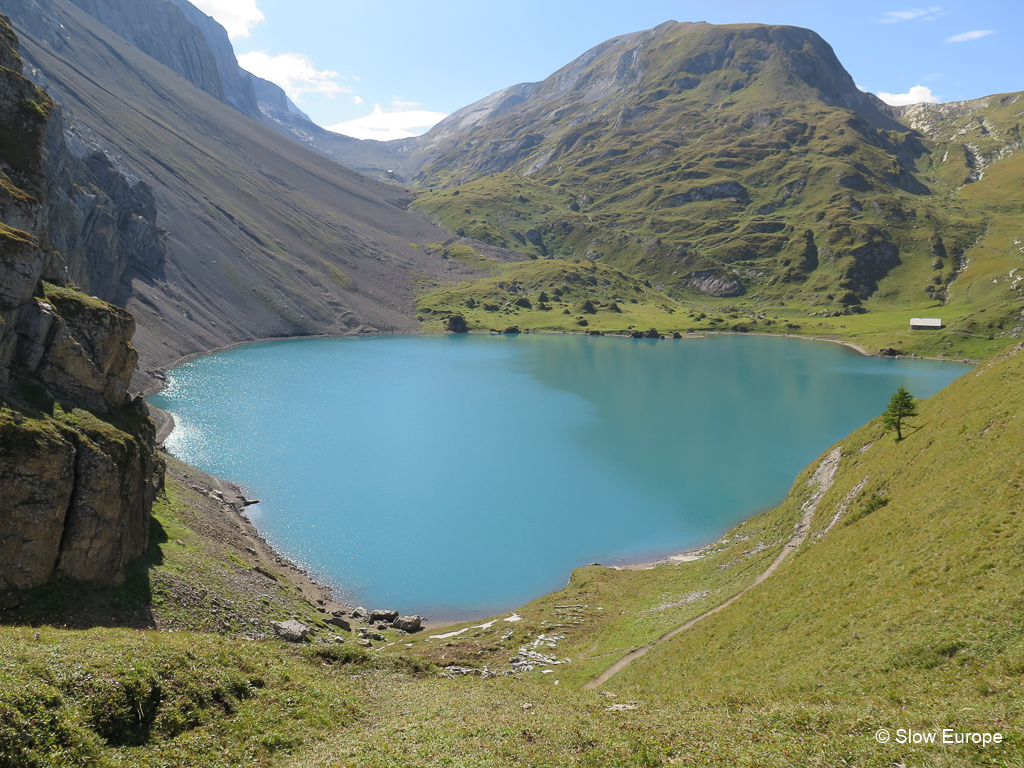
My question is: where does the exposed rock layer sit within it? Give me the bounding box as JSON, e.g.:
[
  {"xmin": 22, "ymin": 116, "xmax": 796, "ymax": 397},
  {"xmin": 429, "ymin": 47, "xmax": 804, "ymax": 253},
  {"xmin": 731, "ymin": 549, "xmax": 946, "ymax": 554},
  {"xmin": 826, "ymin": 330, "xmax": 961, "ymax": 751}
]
[{"xmin": 0, "ymin": 14, "xmax": 161, "ymax": 604}]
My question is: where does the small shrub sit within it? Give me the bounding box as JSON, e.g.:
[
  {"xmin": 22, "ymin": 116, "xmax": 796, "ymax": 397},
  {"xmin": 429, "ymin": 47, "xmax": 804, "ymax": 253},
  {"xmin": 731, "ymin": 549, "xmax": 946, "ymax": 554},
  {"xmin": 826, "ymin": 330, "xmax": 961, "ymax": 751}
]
[
  {"xmin": 845, "ymin": 491, "xmax": 889, "ymax": 525},
  {"xmin": 307, "ymin": 645, "xmax": 370, "ymax": 666}
]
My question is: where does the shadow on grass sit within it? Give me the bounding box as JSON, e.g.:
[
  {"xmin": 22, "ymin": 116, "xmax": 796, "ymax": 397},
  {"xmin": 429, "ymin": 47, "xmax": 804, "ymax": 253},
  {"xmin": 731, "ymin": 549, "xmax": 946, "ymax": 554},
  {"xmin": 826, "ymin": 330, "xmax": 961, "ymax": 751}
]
[
  {"xmin": 0, "ymin": 515, "xmax": 169, "ymax": 630},
  {"xmin": 894, "ymin": 422, "xmax": 927, "ymax": 442}
]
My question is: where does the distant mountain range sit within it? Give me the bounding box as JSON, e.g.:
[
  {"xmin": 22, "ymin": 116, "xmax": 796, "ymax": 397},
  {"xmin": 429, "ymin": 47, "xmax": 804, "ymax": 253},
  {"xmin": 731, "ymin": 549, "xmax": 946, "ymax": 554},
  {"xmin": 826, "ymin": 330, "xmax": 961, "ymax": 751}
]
[{"xmin": 4, "ymin": 0, "xmax": 1023, "ymax": 370}]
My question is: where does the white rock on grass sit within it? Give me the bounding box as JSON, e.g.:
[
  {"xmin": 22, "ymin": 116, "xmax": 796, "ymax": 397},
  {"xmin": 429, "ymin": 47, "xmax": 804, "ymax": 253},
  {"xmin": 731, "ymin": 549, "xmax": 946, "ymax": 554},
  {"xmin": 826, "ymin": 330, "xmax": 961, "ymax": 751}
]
[{"xmin": 272, "ymin": 619, "xmax": 313, "ymax": 642}]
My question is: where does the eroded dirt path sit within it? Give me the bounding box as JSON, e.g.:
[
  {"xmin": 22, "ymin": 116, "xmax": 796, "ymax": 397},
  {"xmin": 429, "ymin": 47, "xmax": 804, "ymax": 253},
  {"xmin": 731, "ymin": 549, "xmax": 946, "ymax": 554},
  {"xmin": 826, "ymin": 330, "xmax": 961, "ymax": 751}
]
[{"xmin": 582, "ymin": 447, "xmax": 842, "ymax": 690}]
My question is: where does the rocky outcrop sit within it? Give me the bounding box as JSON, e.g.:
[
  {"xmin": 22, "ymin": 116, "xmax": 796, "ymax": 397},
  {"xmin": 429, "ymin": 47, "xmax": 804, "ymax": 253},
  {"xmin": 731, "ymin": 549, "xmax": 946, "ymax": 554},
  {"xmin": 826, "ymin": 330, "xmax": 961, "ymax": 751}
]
[
  {"xmin": 664, "ymin": 182, "xmax": 748, "ymax": 207},
  {"xmin": 369, "ymin": 609, "xmax": 399, "ymax": 624},
  {"xmin": 686, "ymin": 270, "xmax": 746, "ymax": 297},
  {"xmin": 0, "ymin": 15, "xmax": 161, "ymax": 604},
  {"xmin": 445, "ymin": 314, "xmax": 469, "ymax": 333},
  {"xmin": 0, "ymin": 414, "xmax": 75, "ymax": 599},
  {"xmin": 250, "ymin": 73, "xmax": 310, "ymax": 124},
  {"xmin": 40, "ymin": 118, "xmax": 165, "ymax": 302},
  {"xmin": 843, "ymin": 240, "xmax": 901, "ymax": 298},
  {"xmin": 21, "ymin": 285, "xmax": 138, "ymax": 413}
]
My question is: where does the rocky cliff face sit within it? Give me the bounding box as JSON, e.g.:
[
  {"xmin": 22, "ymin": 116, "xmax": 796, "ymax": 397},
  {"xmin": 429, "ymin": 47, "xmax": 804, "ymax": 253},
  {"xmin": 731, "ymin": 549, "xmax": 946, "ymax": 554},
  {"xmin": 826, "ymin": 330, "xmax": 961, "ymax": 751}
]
[
  {"xmin": 37, "ymin": 105, "xmax": 166, "ymax": 303},
  {"xmin": 69, "ymin": 0, "xmax": 313, "ymax": 132},
  {"xmin": 0, "ymin": 14, "xmax": 161, "ymax": 606},
  {"xmin": 66, "ymin": 0, "xmax": 227, "ymax": 103},
  {"xmin": 164, "ymin": 0, "xmax": 261, "ymax": 117}
]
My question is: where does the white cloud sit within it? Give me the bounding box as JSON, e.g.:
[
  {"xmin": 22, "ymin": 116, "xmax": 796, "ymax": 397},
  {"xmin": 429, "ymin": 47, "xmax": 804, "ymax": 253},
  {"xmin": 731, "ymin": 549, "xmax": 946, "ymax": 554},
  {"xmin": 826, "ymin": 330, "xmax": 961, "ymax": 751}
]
[
  {"xmin": 325, "ymin": 104, "xmax": 449, "ymax": 141},
  {"xmin": 879, "ymin": 6, "xmax": 941, "ymax": 23},
  {"xmin": 876, "ymin": 85, "xmax": 940, "ymax": 106},
  {"xmin": 391, "ymin": 97, "xmax": 421, "ymax": 109},
  {"xmin": 237, "ymin": 51, "xmax": 348, "ymax": 102},
  {"xmin": 190, "ymin": 0, "xmax": 265, "ymax": 38},
  {"xmin": 946, "ymin": 29, "xmax": 996, "ymax": 42},
  {"xmin": 352, "ymin": 95, "xmax": 364, "ymax": 105}
]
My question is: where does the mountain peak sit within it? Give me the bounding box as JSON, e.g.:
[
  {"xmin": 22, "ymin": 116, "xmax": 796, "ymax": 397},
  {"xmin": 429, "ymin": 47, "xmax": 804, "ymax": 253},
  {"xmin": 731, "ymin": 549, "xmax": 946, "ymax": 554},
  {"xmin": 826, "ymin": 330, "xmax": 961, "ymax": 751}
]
[{"xmin": 402, "ymin": 20, "xmax": 902, "ymax": 187}]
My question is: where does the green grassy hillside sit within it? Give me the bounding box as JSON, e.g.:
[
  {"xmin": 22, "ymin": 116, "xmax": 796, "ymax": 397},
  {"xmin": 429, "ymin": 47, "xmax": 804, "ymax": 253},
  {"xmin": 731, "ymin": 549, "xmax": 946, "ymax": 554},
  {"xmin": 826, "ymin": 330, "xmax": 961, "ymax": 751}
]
[
  {"xmin": 4, "ymin": 342, "xmax": 1023, "ymax": 765},
  {"xmin": 406, "ymin": 23, "xmax": 1024, "ymax": 359}
]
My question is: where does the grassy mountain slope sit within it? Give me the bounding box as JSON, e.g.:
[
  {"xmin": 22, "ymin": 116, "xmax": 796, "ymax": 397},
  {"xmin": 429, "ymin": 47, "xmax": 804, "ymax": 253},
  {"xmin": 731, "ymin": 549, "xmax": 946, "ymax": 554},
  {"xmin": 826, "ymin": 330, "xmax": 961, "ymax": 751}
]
[
  {"xmin": 616, "ymin": 343, "xmax": 1024, "ymax": 697},
  {"xmin": 405, "ymin": 22, "xmax": 1024, "ymax": 359},
  {"xmin": 4, "ymin": 350, "xmax": 1022, "ymax": 766}
]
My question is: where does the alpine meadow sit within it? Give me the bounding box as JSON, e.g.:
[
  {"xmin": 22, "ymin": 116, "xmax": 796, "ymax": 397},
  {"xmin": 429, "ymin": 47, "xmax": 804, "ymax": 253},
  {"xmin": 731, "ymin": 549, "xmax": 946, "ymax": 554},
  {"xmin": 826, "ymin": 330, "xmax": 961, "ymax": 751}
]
[{"xmin": 0, "ymin": 2, "xmax": 1022, "ymax": 766}]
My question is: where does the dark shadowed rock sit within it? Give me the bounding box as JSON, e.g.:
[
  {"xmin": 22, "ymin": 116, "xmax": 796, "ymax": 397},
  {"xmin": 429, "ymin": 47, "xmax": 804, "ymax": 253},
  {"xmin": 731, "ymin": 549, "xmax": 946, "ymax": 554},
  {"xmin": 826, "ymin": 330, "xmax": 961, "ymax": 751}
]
[
  {"xmin": 370, "ymin": 609, "xmax": 399, "ymax": 624},
  {"xmin": 393, "ymin": 615, "xmax": 422, "ymax": 633},
  {"xmin": 663, "ymin": 182, "xmax": 748, "ymax": 206},
  {"xmin": 836, "ymin": 172, "xmax": 870, "ymax": 191},
  {"xmin": 446, "ymin": 314, "xmax": 469, "ymax": 333},
  {"xmin": 327, "ymin": 614, "xmax": 351, "ymax": 631}
]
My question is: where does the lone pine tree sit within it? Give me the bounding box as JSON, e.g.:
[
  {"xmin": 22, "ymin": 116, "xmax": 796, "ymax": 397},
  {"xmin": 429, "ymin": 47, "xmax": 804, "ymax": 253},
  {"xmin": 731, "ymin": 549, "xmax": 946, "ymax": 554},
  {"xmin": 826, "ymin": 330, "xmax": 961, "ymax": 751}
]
[{"xmin": 882, "ymin": 386, "xmax": 918, "ymax": 441}]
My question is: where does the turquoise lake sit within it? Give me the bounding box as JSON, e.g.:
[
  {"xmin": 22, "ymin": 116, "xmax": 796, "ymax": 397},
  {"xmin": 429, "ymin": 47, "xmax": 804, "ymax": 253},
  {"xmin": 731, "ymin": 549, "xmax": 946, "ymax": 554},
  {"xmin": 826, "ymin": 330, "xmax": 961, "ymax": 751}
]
[{"xmin": 148, "ymin": 334, "xmax": 969, "ymax": 620}]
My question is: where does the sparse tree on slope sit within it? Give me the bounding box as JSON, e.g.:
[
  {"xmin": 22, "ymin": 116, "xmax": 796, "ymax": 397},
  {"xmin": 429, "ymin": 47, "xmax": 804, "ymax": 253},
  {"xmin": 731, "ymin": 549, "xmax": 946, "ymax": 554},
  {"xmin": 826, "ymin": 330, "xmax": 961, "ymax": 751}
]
[{"xmin": 882, "ymin": 386, "xmax": 917, "ymax": 441}]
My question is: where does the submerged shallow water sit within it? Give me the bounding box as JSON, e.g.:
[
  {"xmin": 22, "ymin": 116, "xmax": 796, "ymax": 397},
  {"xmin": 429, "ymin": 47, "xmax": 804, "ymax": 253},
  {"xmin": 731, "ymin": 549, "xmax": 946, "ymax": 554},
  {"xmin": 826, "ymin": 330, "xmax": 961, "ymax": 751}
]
[{"xmin": 149, "ymin": 334, "xmax": 968, "ymax": 619}]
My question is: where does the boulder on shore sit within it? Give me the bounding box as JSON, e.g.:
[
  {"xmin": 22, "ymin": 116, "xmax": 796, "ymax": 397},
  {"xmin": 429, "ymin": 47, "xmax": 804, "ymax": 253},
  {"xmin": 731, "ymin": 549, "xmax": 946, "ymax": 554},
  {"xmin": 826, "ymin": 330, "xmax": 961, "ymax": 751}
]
[
  {"xmin": 350, "ymin": 606, "xmax": 370, "ymax": 622},
  {"xmin": 272, "ymin": 619, "xmax": 313, "ymax": 642},
  {"xmin": 370, "ymin": 609, "xmax": 399, "ymax": 624},
  {"xmin": 393, "ymin": 615, "xmax": 423, "ymax": 633},
  {"xmin": 327, "ymin": 614, "xmax": 351, "ymax": 631},
  {"xmin": 446, "ymin": 314, "xmax": 469, "ymax": 333}
]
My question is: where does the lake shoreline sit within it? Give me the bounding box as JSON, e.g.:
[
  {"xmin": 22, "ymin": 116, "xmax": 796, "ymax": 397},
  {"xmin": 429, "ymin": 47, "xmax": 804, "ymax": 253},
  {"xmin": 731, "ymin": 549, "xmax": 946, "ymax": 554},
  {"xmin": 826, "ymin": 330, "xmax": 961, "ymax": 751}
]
[{"xmin": 145, "ymin": 328, "xmax": 973, "ymax": 622}]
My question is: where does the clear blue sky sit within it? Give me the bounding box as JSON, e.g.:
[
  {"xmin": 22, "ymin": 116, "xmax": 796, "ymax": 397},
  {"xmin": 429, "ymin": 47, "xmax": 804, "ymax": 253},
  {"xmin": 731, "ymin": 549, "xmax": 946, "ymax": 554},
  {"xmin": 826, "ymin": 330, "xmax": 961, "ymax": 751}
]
[{"xmin": 192, "ymin": 0, "xmax": 1023, "ymax": 139}]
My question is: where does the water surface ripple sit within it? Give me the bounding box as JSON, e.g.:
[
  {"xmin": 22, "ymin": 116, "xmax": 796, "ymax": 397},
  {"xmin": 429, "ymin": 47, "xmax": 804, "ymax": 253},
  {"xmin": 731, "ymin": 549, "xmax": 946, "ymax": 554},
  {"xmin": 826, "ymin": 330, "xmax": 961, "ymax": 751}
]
[{"xmin": 149, "ymin": 334, "xmax": 968, "ymax": 619}]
